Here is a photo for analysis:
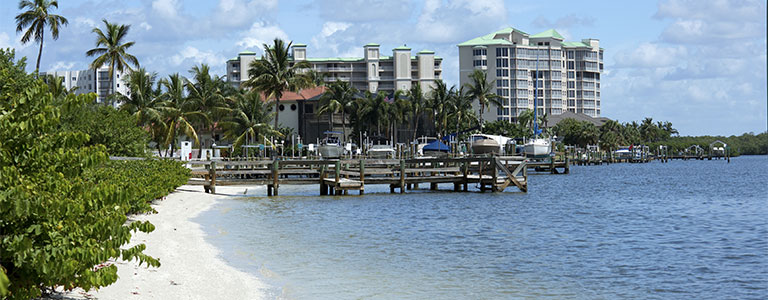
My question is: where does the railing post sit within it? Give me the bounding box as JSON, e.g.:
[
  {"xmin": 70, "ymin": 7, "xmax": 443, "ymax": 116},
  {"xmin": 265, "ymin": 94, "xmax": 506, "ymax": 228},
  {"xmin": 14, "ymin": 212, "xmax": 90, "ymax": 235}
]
[{"xmin": 334, "ymin": 160, "xmax": 341, "ymax": 195}]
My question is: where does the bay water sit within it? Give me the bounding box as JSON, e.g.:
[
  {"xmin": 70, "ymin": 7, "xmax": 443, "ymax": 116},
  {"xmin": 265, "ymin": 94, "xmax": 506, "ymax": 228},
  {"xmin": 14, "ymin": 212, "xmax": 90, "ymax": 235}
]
[{"xmin": 197, "ymin": 156, "xmax": 767, "ymax": 299}]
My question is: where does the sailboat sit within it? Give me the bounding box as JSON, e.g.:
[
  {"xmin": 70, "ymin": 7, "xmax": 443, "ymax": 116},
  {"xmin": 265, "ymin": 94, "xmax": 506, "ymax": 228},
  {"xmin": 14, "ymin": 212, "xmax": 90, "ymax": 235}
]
[{"xmin": 524, "ymin": 49, "xmax": 552, "ymax": 158}]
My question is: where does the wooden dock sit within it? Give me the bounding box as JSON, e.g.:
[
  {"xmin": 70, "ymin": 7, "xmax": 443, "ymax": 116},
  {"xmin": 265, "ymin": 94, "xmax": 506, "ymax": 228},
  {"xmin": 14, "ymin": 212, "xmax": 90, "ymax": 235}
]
[{"xmin": 188, "ymin": 156, "xmax": 529, "ymax": 196}]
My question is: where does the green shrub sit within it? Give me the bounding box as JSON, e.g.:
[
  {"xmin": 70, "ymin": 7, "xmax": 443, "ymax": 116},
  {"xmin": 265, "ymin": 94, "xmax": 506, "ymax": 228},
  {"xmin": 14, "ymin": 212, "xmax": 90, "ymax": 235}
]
[
  {"xmin": 84, "ymin": 159, "xmax": 190, "ymax": 214},
  {"xmin": 61, "ymin": 104, "xmax": 150, "ymax": 157},
  {"xmin": 0, "ymin": 49, "xmax": 185, "ymax": 299}
]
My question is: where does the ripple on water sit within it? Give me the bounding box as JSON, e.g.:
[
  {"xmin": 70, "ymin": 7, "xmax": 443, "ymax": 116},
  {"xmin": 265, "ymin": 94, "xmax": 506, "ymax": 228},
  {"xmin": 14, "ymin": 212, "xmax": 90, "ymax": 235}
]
[{"xmin": 195, "ymin": 156, "xmax": 768, "ymax": 299}]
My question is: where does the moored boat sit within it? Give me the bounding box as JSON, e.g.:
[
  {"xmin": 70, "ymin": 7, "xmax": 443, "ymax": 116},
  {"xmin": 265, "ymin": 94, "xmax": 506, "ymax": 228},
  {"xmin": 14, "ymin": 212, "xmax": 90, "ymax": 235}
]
[
  {"xmin": 524, "ymin": 138, "xmax": 551, "ymax": 158},
  {"xmin": 318, "ymin": 131, "xmax": 343, "ymax": 159},
  {"xmin": 367, "ymin": 144, "xmax": 395, "ymax": 158},
  {"xmin": 471, "ymin": 134, "xmax": 500, "ymax": 155}
]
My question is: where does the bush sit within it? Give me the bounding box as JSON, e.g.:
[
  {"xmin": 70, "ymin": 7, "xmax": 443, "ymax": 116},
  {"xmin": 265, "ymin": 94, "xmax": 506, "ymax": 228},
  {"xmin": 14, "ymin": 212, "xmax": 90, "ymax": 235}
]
[
  {"xmin": 85, "ymin": 159, "xmax": 190, "ymax": 214},
  {"xmin": 61, "ymin": 104, "xmax": 150, "ymax": 157},
  {"xmin": 0, "ymin": 49, "xmax": 186, "ymax": 299}
]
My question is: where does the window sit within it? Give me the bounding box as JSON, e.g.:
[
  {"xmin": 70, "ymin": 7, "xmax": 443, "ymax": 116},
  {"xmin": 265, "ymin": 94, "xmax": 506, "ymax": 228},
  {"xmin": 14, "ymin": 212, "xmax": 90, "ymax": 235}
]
[
  {"xmin": 290, "ymin": 104, "xmax": 297, "ymax": 111},
  {"xmin": 567, "ymin": 51, "xmax": 574, "ymax": 59},
  {"xmin": 568, "ymin": 90, "xmax": 575, "ymax": 97},
  {"xmin": 305, "ymin": 104, "xmax": 314, "ymax": 114},
  {"xmin": 495, "ymin": 59, "xmax": 508, "ymax": 68},
  {"xmin": 116, "ymin": 84, "xmax": 120, "ymax": 87},
  {"xmin": 567, "ymin": 61, "xmax": 575, "ymax": 69},
  {"xmin": 279, "ymin": 104, "xmax": 285, "ymax": 111},
  {"xmin": 567, "ymin": 81, "xmax": 575, "ymax": 89}
]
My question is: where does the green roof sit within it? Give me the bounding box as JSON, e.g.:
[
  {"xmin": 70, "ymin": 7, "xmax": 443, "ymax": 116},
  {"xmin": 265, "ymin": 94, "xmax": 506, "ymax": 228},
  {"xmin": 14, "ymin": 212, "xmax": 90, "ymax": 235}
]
[
  {"xmin": 493, "ymin": 27, "xmax": 529, "ymax": 35},
  {"xmin": 560, "ymin": 41, "xmax": 591, "ymax": 48},
  {"xmin": 457, "ymin": 27, "xmax": 529, "ymax": 47},
  {"xmin": 393, "ymin": 45, "xmax": 411, "ymax": 50},
  {"xmin": 530, "ymin": 29, "xmax": 564, "ymax": 40},
  {"xmin": 364, "ymin": 43, "xmax": 380, "ymax": 47},
  {"xmin": 228, "ymin": 57, "xmax": 238, "ymax": 61},
  {"xmin": 418, "ymin": 50, "xmax": 435, "ymax": 54},
  {"xmin": 238, "ymin": 51, "xmax": 257, "ymax": 55},
  {"xmin": 292, "ymin": 43, "xmax": 307, "ymax": 47}
]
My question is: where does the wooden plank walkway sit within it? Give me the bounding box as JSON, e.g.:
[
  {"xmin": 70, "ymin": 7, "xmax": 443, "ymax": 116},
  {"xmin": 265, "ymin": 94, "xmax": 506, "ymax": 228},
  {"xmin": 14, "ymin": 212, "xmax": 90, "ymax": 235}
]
[{"xmin": 189, "ymin": 156, "xmax": 529, "ymax": 196}]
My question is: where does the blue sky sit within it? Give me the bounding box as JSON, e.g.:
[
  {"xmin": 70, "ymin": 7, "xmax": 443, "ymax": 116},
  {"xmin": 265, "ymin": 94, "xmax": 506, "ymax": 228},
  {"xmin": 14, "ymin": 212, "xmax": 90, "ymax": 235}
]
[{"xmin": 1, "ymin": 0, "xmax": 765, "ymax": 136}]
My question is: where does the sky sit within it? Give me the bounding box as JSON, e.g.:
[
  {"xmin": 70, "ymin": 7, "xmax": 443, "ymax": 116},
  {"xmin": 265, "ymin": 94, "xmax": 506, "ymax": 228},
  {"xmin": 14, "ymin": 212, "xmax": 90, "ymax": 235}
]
[{"xmin": 1, "ymin": 0, "xmax": 766, "ymax": 136}]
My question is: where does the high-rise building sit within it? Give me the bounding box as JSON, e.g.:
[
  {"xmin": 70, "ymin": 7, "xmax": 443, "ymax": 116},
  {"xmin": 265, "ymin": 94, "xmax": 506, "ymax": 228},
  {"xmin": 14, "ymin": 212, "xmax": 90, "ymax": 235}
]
[
  {"xmin": 458, "ymin": 27, "xmax": 603, "ymax": 122},
  {"xmin": 226, "ymin": 43, "xmax": 443, "ymax": 93},
  {"xmin": 41, "ymin": 65, "xmax": 129, "ymax": 104}
]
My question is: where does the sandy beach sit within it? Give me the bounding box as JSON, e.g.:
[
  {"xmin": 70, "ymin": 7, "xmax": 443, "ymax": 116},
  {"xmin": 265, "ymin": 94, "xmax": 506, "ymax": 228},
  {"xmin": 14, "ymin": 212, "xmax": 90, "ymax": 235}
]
[{"xmin": 60, "ymin": 185, "xmax": 267, "ymax": 300}]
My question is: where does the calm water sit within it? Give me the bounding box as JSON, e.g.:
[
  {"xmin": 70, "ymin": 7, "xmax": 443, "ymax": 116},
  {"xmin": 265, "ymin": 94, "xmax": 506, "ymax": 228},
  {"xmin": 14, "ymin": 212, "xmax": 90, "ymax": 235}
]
[{"xmin": 197, "ymin": 156, "xmax": 768, "ymax": 299}]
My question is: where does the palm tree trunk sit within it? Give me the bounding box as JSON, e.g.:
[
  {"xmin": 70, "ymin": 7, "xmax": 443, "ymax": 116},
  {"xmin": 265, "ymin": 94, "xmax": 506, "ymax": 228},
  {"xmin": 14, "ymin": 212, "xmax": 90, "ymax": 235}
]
[
  {"xmin": 35, "ymin": 34, "xmax": 44, "ymax": 76},
  {"xmin": 341, "ymin": 110, "xmax": 346, "ymax": 144},
  {"xmin": 274, "ymin": 96, "xmax": 280, "ymax": 130},
  {"xmin": 412, "ymin": 114, "xmax": 421, "ymax": 142}
]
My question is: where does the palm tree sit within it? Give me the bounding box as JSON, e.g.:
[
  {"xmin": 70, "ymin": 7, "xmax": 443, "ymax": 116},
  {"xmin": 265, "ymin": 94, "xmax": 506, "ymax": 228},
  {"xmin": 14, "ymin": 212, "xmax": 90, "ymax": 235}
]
[
  {"xmin": 464, "ymin": 69, "xmax": 501, "ymax": 127},
  {"xmin": 116, "ymin": 68, "xmax": 163, "ymax": 127},
  {"xmin": 427, "ymin": 80, "xmax": 452, "ymax": 138},
  {"xmin": 391, "ymin": 90, "xmax": 411, "ymax": 142},
  {"xmin": 42, "ymin": 74, "xmax": 75, "ymax": 99},
  {"xmin": 317, "ymin": 80, "xmax": 358, "ymax": 143},
  {"xmin": 187, "ymin": 64, "xmax": 230, "ymax": 157},
  {"xmin": 15, "ymin": 0, "xmax": 68, "ymax": 75},
  {"xmin": 159, "ymin": 73, "xmax": 204, "ymax": 157},
  {"xmin": 407, "ymin": 84, "xmax": 428, "ymax": 141},
  {"xmin": 446, "ymin": 86, "xmax": 476, "ymax": 137},
  {"xmin": 221, "ymin": 90, "xmax": 280, "ymax": 156},
  {"xmin": 86, "ymin": 19, "xmax": 139, "ymax": 102},
  {"xmin": 517, "ymin": 109, "xmax": 535, "ymax": 137},
  {"xmin": 244, "ymin": 38, "xmax": 311, "ymax": 131}
]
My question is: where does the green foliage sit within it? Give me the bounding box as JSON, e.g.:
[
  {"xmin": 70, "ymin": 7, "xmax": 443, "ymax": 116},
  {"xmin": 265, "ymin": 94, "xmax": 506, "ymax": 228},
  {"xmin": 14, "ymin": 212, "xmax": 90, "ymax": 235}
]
[
  {"xmin": 648, "ymin": 132, "xmax": 768, "ymax": 156},
  {"xmin": 61, "ymin": 104, "xmax": 150, "ymax": 157},
  {"xmin": 84, "ymin": 159, "xmax": 190, "ymax": 214},
  {"xmin": 0, "ymin": 48, "xmax": 186, "ymax": 299}
]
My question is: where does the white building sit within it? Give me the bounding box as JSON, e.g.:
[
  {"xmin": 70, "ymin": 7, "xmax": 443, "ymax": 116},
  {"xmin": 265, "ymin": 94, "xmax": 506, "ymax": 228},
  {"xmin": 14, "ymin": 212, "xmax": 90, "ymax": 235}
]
[
  {"xmin": 41, "ymin": 65, "xmax": 129, "ymax": 105},
  {"xmin": 458, "ymin": 27, "xmax": 604, "ymax": 122},
  {"xmin": 227, "ymin": 43, "xmax": 443, "ymax": 93}
]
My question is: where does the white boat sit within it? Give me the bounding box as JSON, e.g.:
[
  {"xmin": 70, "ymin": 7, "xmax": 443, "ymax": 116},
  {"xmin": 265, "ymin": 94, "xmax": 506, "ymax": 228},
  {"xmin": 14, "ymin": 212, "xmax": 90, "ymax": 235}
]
[
  {"xmin": 318, "ymin": 131, "xmax": 343, "ymax": 159},
  {"xmin": 524, "ymin": 138, "xmax": 551, "ymax": 158},
  {"xmin": 367, "ymin": 144, "xmax": 395, "ymax": 158}
]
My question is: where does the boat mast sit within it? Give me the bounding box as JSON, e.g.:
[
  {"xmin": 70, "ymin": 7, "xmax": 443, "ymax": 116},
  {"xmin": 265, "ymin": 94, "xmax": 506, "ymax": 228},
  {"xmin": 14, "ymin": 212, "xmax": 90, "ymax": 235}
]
[{"xmin": 533, "ymin": 48, "xmax": 539, "ymax": 139}]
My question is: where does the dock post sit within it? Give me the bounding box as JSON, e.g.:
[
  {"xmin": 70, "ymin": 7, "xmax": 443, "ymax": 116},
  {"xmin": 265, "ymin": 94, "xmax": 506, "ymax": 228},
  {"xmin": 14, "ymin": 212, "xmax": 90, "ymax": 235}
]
[
  {"xmin": 462, "ymin": 161, "xmax": 468, "ymax": 191},
  {"xmin": 209, "ymin": 161, "xmax": 217, "ymax": 194},
  {"xmin": 335, "ymin": 160, "xmax": 341, "ymax": 196},
  {"xmin": 399, "ymin": 159, "xmax": 406, "ymax": 194},
  {"xmin": 564, "ymin": 157, "xmax": 570, "ymax": 174},
  {"xmin": 492, "ymin": 157, "xmax": 499, "ymax": 192},
  {"xmin": 319, "ymin": 164, "xmax": 327, "ymax": 195},
  {"xmin": 359, "ymin": 159, "xmax": 365, "ymax": 195},
  {"xmin": 272, "ymin": 159, "xmax": 279, "ymax": 196},
  {"xmin": 549, "ymin": 157, "xmax": 555, "ymax": 174}
]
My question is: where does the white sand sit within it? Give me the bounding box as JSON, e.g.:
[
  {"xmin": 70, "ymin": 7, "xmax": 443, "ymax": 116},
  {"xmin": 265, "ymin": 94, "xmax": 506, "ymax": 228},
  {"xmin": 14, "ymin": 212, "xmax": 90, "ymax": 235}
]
[{"xmin": 63, "ymin": 185, "xmax": 267, "ymax": 300}]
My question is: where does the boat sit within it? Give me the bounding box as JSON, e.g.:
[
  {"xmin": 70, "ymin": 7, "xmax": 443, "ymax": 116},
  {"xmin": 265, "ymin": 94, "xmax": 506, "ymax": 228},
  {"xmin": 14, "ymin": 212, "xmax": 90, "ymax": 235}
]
[
  {"xmin": 318, "ymin": 131, "xmax": 343, "ymax": 159},
  {"xmin": 614, "ymin": 147, "xmax": 632, "ymax": 159},
  {"xmin": 524, "ymin": 138, "xmax": 551, "ymax": 158},
  {"xmin": 422, "ymin": 140, "xmax": 450, "ymax": 157},
  {"xmin": 415, "ymin": 136, "xmax": 438, "ymax": 156},
  {"xmin": 523, "ymin": 50, "xmax": 553, "ymax": 159},
  {"xmin": 367, "ymin": 144, "xmax": 395, "ymax": 158},
  {"xmin": 471, "ymin": 134, "xmax": 500, "ymax": 155}
]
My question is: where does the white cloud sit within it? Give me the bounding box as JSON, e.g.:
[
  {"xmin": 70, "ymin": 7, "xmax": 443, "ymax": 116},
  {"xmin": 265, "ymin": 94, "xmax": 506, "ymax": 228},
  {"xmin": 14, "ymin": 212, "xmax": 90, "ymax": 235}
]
[
  {"xmin": 170, "ymin": 46, "xmax": 226, "ymax": 67},
  {"xmin": 613, "ymin": 43, "xmax": 688, "ymax": 68},
  {"xmin": 236, "ymin": 22, "xmax": 288, "ymax": 50},
  {"xmin": 0, "ymin": 33, "xmax": 10, "ymax": 49},
  {"xmin": 415, "ymin": 0, "xmax": 507, "ymax": 43},
  {"xmin": 139, "ymin": 22, "xmax": 152, "ymax": 31},
  {"xmin": 74, "ymin": 17, "xmax": 97, "ymax": 28},
  {"xmin": 213, "ymin": 0, "xmax": 279, "ymax": 28},
  {"xmin": 152, "ymin": 0, "xmax": 180, "ymax": 18},
  {"xmin": 48, "ymin": 61, "xmax": 77, "ymax": 71},
  {"xmin": 312, "ymin": 0, "xmax": 412, "ymax": 22}
]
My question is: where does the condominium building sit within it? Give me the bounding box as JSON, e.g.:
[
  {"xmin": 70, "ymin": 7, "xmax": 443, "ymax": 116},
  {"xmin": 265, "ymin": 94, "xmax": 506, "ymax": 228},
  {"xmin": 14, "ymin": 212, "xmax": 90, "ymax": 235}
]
[
  {"xmin": 226, "ymin": 43, "xmax": 443, "ymax": 93},
  {"xmin": 458, "ymin": 27, "xmax": 603, "ymax": 122},
  {"xmin": 41, "ymin": 65, "xmax": 129, "ymax": 105}
]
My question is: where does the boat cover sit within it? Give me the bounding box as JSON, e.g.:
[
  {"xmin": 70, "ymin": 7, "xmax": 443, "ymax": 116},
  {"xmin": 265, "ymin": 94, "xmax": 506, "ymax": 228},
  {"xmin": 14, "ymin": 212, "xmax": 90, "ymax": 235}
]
[{"xmin": 423, "ymin": 140, "xmax": 450, "ymax": 152}]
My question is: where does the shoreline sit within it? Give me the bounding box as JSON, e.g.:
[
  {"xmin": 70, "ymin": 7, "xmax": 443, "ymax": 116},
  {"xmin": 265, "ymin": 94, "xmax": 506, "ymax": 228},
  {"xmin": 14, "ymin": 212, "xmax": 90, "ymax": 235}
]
[{"xmin": 61, "ymin": 185, "xmax": 267, "ymax": 300}]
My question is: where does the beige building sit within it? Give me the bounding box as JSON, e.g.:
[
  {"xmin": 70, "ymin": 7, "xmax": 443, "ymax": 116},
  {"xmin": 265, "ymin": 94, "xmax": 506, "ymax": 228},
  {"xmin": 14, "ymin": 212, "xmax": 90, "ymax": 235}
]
[
  {"xmin": 41, "ymin": 65, "xmax": 129, "ymax": 105},
  {"xmin": 458, "ymin": 27, "xmax": 603, "ymax": 122},
  {"xmin": 227, "ymin": 43, "xmax": 443, "ymax": 93}
]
